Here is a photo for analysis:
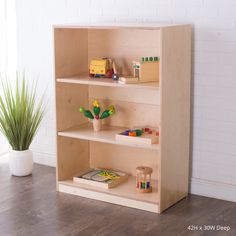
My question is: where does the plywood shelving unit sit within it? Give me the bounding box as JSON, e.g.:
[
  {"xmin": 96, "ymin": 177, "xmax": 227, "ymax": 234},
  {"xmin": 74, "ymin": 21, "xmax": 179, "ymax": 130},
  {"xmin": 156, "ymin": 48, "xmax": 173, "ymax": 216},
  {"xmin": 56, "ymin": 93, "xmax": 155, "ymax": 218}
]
[{"xmin": 54, "ymin": 24, "xmax": 191, "ymax": 213}]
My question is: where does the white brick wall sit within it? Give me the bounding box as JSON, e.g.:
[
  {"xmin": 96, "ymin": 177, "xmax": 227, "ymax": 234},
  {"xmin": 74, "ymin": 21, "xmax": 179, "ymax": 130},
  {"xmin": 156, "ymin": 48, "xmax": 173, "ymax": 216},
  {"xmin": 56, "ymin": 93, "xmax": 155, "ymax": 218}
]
[{"xmin": 15, "ymin": 0, "xmax": 236, "ymax": 201}]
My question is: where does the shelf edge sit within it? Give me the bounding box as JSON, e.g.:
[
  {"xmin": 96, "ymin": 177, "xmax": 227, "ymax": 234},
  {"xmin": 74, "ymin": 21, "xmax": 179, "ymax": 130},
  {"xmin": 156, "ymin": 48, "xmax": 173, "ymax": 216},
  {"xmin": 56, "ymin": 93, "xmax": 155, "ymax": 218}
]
[
  {"xmin": 58, "ymin": 131, "xmax": 159, "ymax": 151},
  {"xmin": 56, "ymin": 78, "xmax": 159, "ymax": 90}
]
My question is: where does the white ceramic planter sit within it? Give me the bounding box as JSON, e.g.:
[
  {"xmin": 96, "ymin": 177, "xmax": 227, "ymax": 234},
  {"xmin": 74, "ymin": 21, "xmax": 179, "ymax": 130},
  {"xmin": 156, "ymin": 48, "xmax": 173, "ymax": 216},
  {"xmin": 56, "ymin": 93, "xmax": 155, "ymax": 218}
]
[
  {"xmin": 9, "ymin": 149, "xmax": 33, "ymax": 176},
  {"xmin": 93, "ymin": 119, "xmax": 102, "ymax": 132}
]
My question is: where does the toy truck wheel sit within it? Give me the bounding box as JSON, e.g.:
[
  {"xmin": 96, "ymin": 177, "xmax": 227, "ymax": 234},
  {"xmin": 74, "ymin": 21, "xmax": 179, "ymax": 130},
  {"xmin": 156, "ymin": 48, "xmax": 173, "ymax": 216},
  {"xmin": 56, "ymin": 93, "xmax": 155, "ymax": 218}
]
[{"xmin": 106, "ymin": 69, "xmax": 113, "ymax": 78}]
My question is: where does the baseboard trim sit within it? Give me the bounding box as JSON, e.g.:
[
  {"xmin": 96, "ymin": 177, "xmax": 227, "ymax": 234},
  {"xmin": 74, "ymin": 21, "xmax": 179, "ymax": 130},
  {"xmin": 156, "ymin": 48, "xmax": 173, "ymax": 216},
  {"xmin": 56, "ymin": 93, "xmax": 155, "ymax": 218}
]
[
  {"xmin": 33, "ymin": 151, "xmax": 56, "ymax": 167},
  {"xmin": 190, "ymin": 178, "xmax": 236, "ymax": 203},
  {"xmin": 0, "ymin": 151, "xmax": 9, "ymax": 156},
  {"xmin": 0, "ymin": 151, "xmax": 56, "ymax": 167}
]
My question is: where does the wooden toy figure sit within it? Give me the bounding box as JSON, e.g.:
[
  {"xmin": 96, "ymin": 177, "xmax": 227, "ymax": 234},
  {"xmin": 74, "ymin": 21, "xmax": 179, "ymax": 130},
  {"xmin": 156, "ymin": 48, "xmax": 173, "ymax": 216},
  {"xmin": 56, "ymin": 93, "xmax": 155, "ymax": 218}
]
[
  {"xmin": 132, "ymin": 61, "xmax": 141, "ymax": 78},
  {"xmin": 136, "ymin": 166, "xmax": 153, "ymax": 193},
  {"xmin": 79, "ymin": 100, "xmax": 115, "ymax": 131}
]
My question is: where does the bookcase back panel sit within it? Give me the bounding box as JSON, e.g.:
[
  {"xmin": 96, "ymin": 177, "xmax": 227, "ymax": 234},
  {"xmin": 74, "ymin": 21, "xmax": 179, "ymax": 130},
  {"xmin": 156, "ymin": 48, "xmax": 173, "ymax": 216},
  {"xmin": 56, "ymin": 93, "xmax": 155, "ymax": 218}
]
[
  {"xmin": 57, "ymin": 136, "xmax": 89, "ymax": 181},
  {"xmin": 88, "ymin": 29, "xmax": 160, "ymax": 76},
  {"xmin": 89, "ymin": 86, "xmax": 160, "ymax": 106},
  {"xmin": 90, "ymin": 142, "xmax": 159, "ymax": 179},
  {"xmin": 56, "ymin": 83, "xmax": 88, "ymax": 131},
  {"xmin": 88, "ymin": 98, "xmax": 160, "ymax": 128}
]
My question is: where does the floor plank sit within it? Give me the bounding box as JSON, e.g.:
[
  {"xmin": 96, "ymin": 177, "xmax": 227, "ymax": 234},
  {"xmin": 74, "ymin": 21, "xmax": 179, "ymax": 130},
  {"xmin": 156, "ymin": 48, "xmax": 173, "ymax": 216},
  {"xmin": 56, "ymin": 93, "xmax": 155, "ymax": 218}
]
[{"xmin": 0, "ymin": 162, "xmax": 235, "ymax": 236}]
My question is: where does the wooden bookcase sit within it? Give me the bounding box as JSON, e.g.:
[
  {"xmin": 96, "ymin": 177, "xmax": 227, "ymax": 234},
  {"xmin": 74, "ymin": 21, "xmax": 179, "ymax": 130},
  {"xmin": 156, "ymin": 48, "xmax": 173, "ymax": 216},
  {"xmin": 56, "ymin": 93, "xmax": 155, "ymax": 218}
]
[{"xmin": 54, "ymin": 24, "xmax": 191, "ymax": 213}]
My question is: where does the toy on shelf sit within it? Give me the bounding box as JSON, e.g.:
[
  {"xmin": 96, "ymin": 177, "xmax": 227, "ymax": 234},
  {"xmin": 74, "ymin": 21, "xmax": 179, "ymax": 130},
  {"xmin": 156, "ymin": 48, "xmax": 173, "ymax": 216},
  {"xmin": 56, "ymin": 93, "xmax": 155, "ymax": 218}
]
[
  {"xmin": 119, "ymin": 56, "xmax": 160, "ymax": 84},
  {"xmin": 116, "ymin": 127, "xmax": 159, "ymax": 144},
  {"xmin": 73, "ymin": 168, "xmax": 128, "ymax": 189},
  {"xmin": 89, "ymin": 58, "xmax": 112, "ymax": 78},
  {"xmin": 79, "ymin": 100, "xmax": 115, "ymax": 131},
  {"xmin": 89, "ymin": 58, "xmax": 119, "ymax": 79},
  {"xmin": 136, "ymin": 166, "xmax": 153, "ymax": 193},
  {"xmin": 112, "ymin": 61, "xmax": 119, "ymax": 81}
]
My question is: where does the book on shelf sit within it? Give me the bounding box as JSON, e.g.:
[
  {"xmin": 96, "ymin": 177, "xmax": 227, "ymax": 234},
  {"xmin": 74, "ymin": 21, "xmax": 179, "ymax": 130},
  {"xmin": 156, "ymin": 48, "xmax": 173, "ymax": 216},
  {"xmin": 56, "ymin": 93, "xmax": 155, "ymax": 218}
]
[{"xmin": 73, "ymin": 168, "xmax": 128, "ymax": 189}]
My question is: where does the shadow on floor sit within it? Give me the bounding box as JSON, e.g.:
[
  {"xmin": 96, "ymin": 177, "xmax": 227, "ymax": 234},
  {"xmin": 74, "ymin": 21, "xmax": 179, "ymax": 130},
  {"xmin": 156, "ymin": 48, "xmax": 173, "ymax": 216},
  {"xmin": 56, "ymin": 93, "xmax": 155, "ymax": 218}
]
[{"xmin": 0, "ymin": 163, "xmax": 235, "ymax": 236}]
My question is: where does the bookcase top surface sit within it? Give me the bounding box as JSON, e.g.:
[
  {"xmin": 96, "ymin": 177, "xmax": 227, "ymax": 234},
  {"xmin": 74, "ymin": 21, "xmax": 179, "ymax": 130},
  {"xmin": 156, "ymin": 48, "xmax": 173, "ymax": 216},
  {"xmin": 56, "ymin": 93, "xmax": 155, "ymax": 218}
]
[{"xmin": 53, "ymin": 23, "xmax": 191, "ymax": 30}]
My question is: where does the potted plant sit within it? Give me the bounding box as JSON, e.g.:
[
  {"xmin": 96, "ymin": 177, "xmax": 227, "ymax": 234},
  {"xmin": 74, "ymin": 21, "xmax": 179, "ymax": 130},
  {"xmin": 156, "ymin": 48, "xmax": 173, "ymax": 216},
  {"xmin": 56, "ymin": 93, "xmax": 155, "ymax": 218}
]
[{"xmin": 0, "ymin": 75, "xmax": 44, "ymax": 176}]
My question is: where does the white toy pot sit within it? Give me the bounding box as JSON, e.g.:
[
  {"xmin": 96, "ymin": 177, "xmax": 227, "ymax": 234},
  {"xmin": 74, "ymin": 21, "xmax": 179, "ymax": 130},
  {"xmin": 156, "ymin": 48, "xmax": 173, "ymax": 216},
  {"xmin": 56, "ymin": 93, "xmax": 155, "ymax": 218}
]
[
  {"xmin": 93, "ymin": 119, "xmax": 102, "ymax": 132},
  {"xmin": 9, "ymin": 149, "xmax": 33, "ymax": 176}
]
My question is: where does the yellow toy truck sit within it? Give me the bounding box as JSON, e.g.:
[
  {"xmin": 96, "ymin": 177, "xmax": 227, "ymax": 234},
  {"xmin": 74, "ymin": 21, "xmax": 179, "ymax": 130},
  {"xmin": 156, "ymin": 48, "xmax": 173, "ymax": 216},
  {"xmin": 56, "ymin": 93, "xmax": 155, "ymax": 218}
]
[{"xmin": 89, "ymin": 58, "xmax": 113, "ymax": 78}]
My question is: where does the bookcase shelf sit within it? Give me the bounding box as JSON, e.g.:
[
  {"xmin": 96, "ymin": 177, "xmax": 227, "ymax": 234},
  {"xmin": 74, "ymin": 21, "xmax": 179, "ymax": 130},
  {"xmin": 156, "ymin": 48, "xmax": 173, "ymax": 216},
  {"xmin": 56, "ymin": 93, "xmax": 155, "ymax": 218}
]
[
  {"xmin": 59, "ymin": 177, "xmax": 159, "ymax": 213},
  {"xmin": 58, "ymin": 123, "xmax": 159, "ymax": 150},
  {"xmin": 56, "ymin": 74, "xmax": 159, "ymax": 90},
  {"xmin": 54, "ymin": 24, "xmax": 191, "ymax": 213}
]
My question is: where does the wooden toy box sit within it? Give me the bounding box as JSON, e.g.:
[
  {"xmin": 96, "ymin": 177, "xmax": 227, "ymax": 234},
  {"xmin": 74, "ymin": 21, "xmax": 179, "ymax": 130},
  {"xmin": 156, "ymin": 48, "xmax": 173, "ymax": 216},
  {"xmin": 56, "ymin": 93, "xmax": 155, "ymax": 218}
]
[
  {"xmin": 140, "ymin": 61, "xmax": 159, "ymax": 82},
  {"xmin": 116, "ymin": 130, "xmax": 159, "ymax": 145}
]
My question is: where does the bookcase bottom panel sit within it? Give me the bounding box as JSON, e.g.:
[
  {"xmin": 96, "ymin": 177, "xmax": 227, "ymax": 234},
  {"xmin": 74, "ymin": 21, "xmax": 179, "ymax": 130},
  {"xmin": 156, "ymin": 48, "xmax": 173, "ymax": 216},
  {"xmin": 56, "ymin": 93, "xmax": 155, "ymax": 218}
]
[{"xmin": 58, "ymin": 177, "xmax": 159, "ymax": 213}]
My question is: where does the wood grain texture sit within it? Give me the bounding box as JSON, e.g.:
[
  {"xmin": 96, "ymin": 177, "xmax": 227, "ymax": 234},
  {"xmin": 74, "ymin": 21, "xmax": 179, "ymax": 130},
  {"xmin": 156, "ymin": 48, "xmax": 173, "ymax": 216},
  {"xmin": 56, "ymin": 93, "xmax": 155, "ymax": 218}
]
[
  {"xmin": 58, "ymin": 124, "xmax": 159, "ymax": 150},
  {"xmin": 57, "ymin": 136, "xmax": 89, "ymax": 181},
  {"xmin": 88, "ymin": 29, "xmax": 160, "ymax": 76},
  {"xmin": 54, "ymin": 28, "xmax": 88, "ymax": 78},
  {"xmin": 88, "ymin": 98, "xmax": 160, "ymax": 128},
  {"xmin": 90, "ymin": 142, "xmax": 159, "ymax": 179},
  {"xmin": 89, "ymin": 86, "xmax": 160, "ymax": 105},
  {"xmin": 56, "ymin": 83, "xmax": 88, "ymax": 131},
  {"xmin": 56, "ymin": 75, "xmax": 159, "ymax": 90},
  {"xmin": 0, "ymin": 163, "xmax": 235, "ymax": 236},
  {"xmin": 59, "ymin": 177, "xmax": 158, "ymax": 212},
  {"xmin": 54, "ymin": 24, "xmax": 172, "ymax": 29},
  {"xmin": 159, "ymin": 25, "xmax": 192, "ymax": 212},
  {"xmin": 140, "ymin": 61, "xmax": 159, "ymax": 82}
]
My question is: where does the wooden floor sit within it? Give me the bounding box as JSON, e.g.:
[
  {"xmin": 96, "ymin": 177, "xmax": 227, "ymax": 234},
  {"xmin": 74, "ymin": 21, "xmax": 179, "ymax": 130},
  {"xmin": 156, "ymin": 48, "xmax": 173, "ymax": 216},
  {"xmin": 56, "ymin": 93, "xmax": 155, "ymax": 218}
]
[{"xmin": 0, "ymin": 162, "xmax": 235, "ymax": 236}]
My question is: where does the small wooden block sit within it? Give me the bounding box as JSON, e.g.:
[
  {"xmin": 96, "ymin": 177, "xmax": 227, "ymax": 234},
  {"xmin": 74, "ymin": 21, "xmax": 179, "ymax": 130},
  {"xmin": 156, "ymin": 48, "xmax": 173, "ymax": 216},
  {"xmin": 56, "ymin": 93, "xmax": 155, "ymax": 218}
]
[{"xmin": 140, "ymin": 61, "xmax": 159, "ymax": 83}]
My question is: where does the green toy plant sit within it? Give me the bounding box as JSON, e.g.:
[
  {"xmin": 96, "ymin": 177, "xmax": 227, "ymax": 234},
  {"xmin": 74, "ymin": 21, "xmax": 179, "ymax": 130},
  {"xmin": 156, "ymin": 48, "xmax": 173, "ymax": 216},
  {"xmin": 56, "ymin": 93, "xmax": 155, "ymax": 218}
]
[
  {"xmin": 79, "ymin": 100, "xmax": 115, "ymax": 120},
  {"xmin": 0, "ymin": 74, "xmax": 45, "ymax": 151}
]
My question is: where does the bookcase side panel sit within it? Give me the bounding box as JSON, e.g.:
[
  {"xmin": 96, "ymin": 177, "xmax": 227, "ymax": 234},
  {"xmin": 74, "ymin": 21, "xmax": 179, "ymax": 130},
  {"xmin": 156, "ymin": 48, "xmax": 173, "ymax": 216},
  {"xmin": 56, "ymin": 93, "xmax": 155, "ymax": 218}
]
[
  {"xmin": 54, "ymin": 28, "xmax": 88, "ymax": 78},
  {"xmin": 159, "ymin": 25, "xmax": 191, "ymax": 212},
  {"xmin": 57, "ymin": 136, "xmax": 89, "ymax": 181},
  {"xmin": 56, "ymin": 83, "xmax": 88, "ymax": 131}
]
